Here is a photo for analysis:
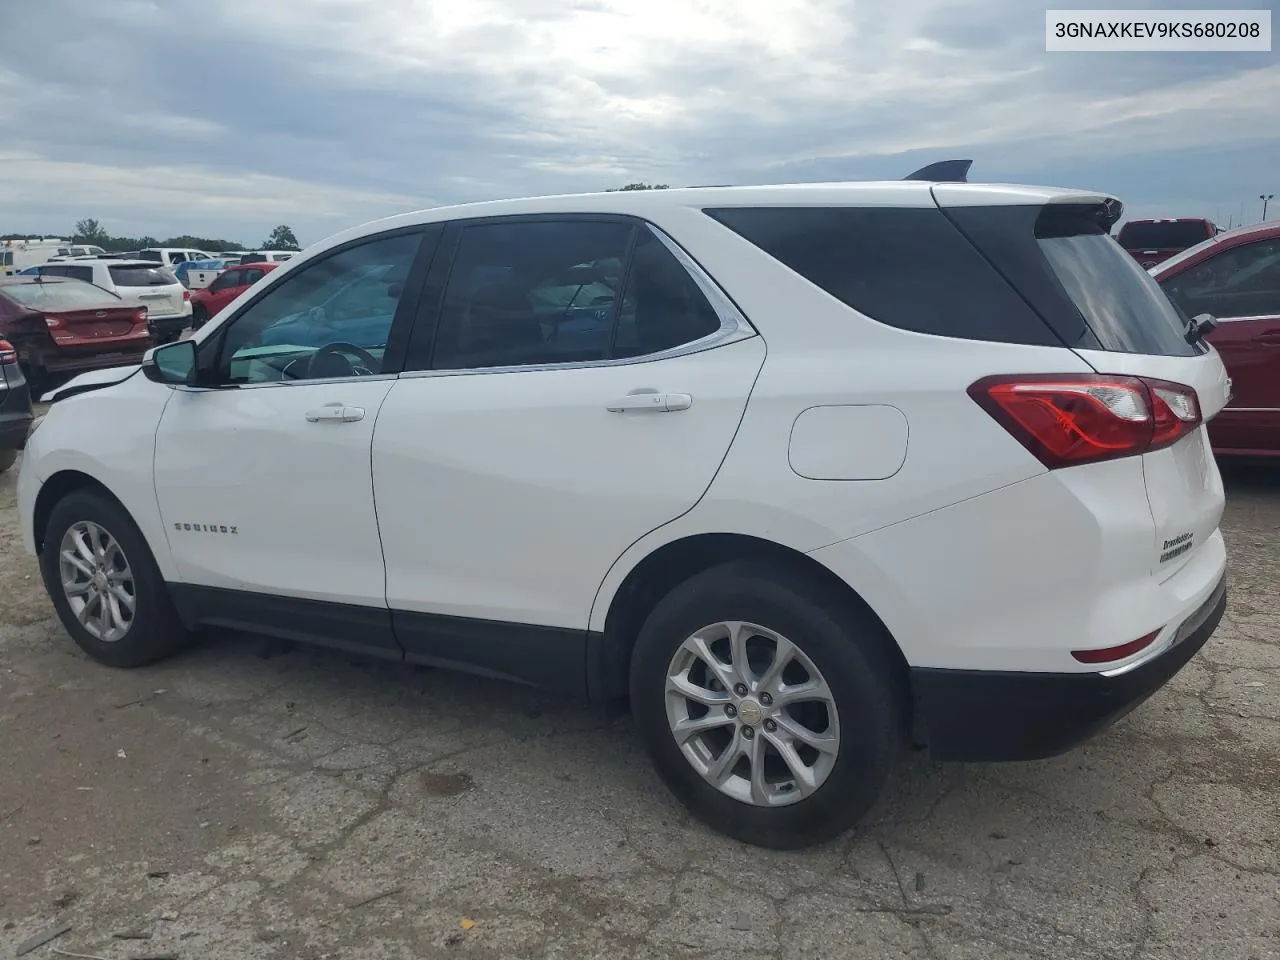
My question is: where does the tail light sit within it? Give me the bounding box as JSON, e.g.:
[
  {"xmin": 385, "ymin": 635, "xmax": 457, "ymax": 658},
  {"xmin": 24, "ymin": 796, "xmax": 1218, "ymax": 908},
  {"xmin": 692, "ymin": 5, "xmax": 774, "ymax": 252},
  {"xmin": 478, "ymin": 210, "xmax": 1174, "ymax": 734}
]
[
  {"xmin": 0, "ymin": 338, "xmax": 16, "ymax": 365},
  {"xmin": 183, "ymin": 290, "xmax": 191, "ymax": 301},
  {"xmin": 43, "ymin": 314, "xmax": 64, "ymax": 330},
  {"xmin": 969, "ymin": 374, "xmax": 1202, "ymax": 468},
  {"xmin": 134, "ymin": 308, "xmax": 148, "ymax": 323}
]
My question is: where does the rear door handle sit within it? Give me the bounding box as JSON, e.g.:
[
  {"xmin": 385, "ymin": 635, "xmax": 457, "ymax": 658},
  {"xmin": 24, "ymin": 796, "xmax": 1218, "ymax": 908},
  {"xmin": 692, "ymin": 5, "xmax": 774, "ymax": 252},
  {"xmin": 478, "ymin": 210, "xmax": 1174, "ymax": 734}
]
[
  {"xmin": 305, "ymin": 403, "xmax": 365, "ymax": 423},
  {"xmin": 606, "ymin": 392, "xmax": 693, "ymax": 413},
  {"xmin": 1256, "ymin": 331, "xmax": 1280, "ymax": 345}
]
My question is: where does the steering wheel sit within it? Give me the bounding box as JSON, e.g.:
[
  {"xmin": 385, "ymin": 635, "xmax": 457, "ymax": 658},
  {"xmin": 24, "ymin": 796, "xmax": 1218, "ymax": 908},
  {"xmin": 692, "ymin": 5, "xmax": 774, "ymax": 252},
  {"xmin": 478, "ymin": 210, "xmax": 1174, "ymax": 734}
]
[{"xmin": 285, "ymin": 341, "xmax": 379, "ymax": 380}]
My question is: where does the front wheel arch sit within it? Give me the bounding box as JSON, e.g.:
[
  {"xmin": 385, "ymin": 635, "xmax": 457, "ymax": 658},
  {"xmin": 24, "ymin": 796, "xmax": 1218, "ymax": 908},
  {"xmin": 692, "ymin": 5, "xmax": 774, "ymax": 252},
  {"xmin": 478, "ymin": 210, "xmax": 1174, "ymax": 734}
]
[{"xmin": 33, "ymin": 470, "xmax": 125, "ymax": 555}]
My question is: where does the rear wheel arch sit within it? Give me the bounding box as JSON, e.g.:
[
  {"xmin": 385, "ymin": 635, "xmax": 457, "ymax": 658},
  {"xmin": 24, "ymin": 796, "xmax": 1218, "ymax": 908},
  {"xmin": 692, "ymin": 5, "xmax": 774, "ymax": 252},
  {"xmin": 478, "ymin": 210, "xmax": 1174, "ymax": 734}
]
[{"xmin": 591, "ymin": 532, "xmax": 910, "ymax": 703}]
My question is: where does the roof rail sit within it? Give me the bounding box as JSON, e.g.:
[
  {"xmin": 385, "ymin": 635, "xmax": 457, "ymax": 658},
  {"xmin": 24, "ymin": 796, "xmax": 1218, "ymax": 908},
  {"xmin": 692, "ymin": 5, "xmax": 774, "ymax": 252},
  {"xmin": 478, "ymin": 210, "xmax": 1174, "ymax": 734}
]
[{"xmin": 903, "ymin": 159, "xmax": 972, "ymax": 183}]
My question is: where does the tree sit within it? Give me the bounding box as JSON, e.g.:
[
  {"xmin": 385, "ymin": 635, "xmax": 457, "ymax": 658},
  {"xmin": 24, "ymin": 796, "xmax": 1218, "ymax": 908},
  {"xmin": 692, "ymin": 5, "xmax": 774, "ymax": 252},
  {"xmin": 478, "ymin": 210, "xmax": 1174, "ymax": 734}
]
[
  {"xmin": 74, "ymin": 218, "xmax": 109, "ymax": 244},
  {"xmin": 609, "ymin": 182, "xmax": 669, "ymax": 191},
  {"xmin": 262, "ymin": 225, "xmax": 300, "ymax": 250}
]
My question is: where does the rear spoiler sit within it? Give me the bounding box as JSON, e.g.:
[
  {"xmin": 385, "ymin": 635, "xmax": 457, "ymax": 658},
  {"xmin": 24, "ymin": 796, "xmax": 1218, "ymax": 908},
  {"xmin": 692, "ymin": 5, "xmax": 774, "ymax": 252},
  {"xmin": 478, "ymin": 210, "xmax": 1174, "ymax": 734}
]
[{"xmin": 904, "ymin": 159, "xmax": 972, "ymax": 183}]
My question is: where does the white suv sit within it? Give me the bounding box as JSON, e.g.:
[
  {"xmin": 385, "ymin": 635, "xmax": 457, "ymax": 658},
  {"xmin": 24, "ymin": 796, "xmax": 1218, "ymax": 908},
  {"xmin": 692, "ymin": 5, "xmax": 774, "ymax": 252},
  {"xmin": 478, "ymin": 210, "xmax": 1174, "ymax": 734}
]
[{"xmin": 17, "ymin": 170, "xmax": 1230, "ymax": 848}]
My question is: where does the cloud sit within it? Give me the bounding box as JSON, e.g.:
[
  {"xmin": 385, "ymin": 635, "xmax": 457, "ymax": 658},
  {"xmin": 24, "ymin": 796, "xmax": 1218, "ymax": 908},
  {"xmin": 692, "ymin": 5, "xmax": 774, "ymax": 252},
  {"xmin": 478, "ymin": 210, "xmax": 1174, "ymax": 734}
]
[{"xmin": 0, "ymin": 0, "xmax": 1275, "ymax": 243}]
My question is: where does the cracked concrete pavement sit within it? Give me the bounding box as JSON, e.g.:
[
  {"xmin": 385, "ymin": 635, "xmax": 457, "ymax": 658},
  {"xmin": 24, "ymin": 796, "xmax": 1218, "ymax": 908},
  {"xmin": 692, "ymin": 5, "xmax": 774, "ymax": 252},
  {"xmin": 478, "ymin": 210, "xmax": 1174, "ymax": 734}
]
[{"xmin": 1, "ymin": 455, "xmax": 1277, "ymax": 959}]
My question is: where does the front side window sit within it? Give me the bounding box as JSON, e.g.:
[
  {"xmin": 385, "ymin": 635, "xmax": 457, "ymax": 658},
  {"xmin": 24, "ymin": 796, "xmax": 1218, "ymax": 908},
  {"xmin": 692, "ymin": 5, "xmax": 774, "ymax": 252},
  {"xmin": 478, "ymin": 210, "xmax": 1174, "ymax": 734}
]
[
  {"xmin": 426, "ymin": 219, "xmax": 722, "ymax": 371},
  {"xmin": 215, "ymin": 230, "xmax": 422, "ymax": 384},
  {"xmin": 1160, "ymin": 239, "xmax": 1280, "ymax": 320}
]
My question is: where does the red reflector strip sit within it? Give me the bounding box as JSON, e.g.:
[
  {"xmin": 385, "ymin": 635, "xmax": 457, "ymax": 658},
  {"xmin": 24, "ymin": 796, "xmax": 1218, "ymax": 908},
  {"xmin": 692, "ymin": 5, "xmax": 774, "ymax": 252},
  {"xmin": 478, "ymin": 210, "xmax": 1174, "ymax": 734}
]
[{"xmin": 1071, "ymin": 629, "xmax": 1161, "ymax": 665}]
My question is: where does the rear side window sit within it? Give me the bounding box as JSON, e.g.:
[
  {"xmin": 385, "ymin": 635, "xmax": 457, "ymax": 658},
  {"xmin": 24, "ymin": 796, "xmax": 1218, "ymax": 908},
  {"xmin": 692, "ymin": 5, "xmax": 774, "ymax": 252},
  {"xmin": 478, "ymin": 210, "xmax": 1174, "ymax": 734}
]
[
  {"xmin": 1117, "ymin": 221, "xmax": 1211, "ymax": 250},
  {"xmin": 44, "ymin": 264, "xmax": 94, "ymax": 283},
  {"xmin": 705, "ymin": 206, "xmax": 1058, "ymax": 346},
  {"xmin": 421, "ymin": 219, "xmax": 724, "ymax": 372},
  {"xmin": 110, "ymin": 265, "xmax": 175, "ymax": 287}
]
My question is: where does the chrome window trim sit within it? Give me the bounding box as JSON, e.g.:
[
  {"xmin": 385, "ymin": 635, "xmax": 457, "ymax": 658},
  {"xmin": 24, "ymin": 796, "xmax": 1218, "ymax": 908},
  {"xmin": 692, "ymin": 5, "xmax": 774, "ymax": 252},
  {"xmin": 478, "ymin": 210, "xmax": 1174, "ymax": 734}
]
[
  {"xmin": 402, "ymin": 222, "xmax": 756, "ymax": 380},
  {"xmin": 174, "ymin": 371, "xmax": 400, "ymax": 392}
]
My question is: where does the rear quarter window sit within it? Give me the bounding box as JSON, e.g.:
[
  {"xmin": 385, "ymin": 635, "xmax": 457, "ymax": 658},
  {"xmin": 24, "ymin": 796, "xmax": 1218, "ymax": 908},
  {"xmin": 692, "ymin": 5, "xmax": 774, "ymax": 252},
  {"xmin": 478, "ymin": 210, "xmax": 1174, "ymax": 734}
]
[{"xmin": 704, "ymin": 206, "xmax": 1060, "ymax": 346}]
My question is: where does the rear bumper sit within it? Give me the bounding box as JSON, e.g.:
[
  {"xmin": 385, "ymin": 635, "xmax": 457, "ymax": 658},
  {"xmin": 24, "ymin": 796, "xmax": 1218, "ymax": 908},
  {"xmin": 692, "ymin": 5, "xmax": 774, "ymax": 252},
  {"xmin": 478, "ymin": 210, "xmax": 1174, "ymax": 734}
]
[
  {"xmin": 912, "ymin": 572, "xmax": 1227, "ymax": 761},
  {"xmin": 0, "ymin": 412, "xmax": 32, "ymax": 450},
  {"xmin": 148, "ymin": 314, "xmax": 190, "ymax": 338}
]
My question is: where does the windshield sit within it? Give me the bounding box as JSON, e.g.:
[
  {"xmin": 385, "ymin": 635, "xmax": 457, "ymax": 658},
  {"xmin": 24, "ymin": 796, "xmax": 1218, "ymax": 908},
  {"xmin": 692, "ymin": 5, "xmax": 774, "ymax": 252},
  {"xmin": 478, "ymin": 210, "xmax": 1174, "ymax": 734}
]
[
  {"xmin": 110, "ymin": 265, "xmax": 176, "ymax": 287},
  {"xmin": 2, "ymin": 279, "xmax": 121, "ymax": 309},
  {"xmin": 1117, "ymin": 222, "xmax": 1211, "ymax": 250},
  {"xmin": 1039, "ymin": 226, "xmax": 1197, "ymax": 357}
]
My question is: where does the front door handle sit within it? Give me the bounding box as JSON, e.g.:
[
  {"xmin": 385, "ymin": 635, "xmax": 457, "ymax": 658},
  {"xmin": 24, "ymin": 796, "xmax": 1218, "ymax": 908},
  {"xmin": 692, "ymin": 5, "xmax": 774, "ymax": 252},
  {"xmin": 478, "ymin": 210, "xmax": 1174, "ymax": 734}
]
[
  {"xmin": 606, "ymin": 392, "xmax": 693, "ymax": 413},
  {"xmin": 305, "ymin": 403, "xmax": 365, "ymax": 423}
]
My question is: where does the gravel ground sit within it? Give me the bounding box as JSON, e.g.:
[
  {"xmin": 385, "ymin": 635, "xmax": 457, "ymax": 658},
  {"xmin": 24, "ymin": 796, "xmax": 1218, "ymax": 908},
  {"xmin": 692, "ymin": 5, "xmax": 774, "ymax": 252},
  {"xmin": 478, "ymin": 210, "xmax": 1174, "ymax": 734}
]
[{"xmin": 1, "ymin": 453, "xmax": 1277, "ymax": 960}]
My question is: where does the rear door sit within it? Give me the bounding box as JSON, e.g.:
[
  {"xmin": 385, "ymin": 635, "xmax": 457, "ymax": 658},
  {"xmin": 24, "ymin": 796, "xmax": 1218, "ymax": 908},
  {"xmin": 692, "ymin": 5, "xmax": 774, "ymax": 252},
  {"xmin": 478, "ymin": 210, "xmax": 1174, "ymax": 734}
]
[
  {"xmin": 108, "ymin": 264, "xmax": 185, "ymax": 319},
  {"xmin": 1159, "ymin": 235, "xmax": 1280, "ymax": 454},
  {"xmin": 938, "ymin": 193, "xmax": 1228, "ymax": 580},
  {"xmin": 371, "ymin": 217, "xmax": 763, "ymax": 689}
]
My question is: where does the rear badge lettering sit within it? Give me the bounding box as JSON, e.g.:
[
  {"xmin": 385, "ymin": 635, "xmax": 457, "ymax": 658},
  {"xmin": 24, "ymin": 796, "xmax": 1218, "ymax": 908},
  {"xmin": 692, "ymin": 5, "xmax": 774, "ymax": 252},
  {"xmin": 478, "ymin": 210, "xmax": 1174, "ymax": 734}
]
[
  {"xmin": 1160, "ymin": 532, "xmax": 1193, "ymax": 563},
  {"xmin": 174, "ymin": 522, "xmax": 237, "ymax": 535}
]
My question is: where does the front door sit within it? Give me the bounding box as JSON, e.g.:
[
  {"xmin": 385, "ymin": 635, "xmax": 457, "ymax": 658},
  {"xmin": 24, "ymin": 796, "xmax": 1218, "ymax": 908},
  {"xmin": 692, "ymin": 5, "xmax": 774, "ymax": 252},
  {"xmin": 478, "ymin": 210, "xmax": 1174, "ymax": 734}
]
[
  {"xmin": 372, "ymin": 218, "xmax": 764, "ymax": 691},
  {"xmin": 1162, "ymin": 236, "xmax": 1280, "ymax": 454},
  {"xmin": 152, "ymin": 227, "xmax": 433, "ymax": 654}
]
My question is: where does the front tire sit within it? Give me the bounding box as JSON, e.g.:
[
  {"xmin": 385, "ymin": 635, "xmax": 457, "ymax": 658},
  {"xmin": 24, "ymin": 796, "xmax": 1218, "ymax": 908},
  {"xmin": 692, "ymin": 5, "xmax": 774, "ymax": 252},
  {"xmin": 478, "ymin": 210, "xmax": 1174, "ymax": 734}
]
[
  {"xmin": 39, "ymin": 490, "xmax": 189, "ymax": 668},
  {"xmin": 630, "ymin": 560, "xmax": 903, "ymax": 849},
  {"xmin": 0, "ymin": 448, "xmax": 16, "ymax": 474}
]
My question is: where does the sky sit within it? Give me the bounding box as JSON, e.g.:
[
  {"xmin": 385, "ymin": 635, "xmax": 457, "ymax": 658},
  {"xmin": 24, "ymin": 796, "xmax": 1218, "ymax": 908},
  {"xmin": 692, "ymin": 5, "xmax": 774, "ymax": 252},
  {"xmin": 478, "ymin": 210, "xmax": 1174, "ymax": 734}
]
[{"xmin": 1, "ymin": 0, "xmax": 1276, "ymax": 248}]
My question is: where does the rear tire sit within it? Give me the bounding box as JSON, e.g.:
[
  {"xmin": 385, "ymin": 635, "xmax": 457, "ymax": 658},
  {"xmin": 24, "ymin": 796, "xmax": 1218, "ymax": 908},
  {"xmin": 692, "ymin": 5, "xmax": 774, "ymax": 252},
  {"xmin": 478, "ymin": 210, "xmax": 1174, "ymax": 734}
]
[
  {"xmin": 39, "ymin": 490, "xmax": 190, "ymax": 668},
  {"xmin": 630, "ymin": 560, "xmax": 903, "ymax": 849},
  {"xmin": 0, "ymin": 449, "xmax": 16, "ymax": 474}
]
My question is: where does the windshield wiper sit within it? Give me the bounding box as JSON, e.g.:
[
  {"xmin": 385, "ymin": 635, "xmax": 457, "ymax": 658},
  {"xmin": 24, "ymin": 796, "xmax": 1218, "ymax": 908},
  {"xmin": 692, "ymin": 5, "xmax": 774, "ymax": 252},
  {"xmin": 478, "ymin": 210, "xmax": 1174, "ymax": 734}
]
[{"xmin": 1185, "ymin": 312, "xmax": 1217, "ymax": 346}]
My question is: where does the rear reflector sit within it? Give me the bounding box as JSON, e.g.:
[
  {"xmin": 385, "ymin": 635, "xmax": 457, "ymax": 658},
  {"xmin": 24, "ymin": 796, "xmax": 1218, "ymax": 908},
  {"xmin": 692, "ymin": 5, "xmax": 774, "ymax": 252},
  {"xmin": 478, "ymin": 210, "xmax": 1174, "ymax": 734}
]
[
  {"xmin": 968, "ymin": 374, "xmax": 1201, "ymax": 468},
  {"xmin": 1071, "ymin": 629, "xmax": 1161, "ymax": 664},
  {"xmin": 0, "ymin": 338, "xmax": 16, "ymax": 365}
]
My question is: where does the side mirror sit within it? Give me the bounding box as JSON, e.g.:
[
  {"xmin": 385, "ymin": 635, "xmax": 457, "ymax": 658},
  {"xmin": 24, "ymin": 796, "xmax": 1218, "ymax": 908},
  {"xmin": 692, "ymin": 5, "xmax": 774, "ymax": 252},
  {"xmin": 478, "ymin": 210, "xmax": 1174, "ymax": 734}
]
[{"xmin": 143, "ymin": 339, "xmax": 197, "ymax": 385}]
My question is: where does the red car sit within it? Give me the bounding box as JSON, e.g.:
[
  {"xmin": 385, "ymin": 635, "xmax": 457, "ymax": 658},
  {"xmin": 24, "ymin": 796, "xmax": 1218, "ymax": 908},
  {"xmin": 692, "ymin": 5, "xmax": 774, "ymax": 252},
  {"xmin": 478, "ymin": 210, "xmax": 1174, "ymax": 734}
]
[
  {"xmin": 0, "ymin": 276, "xmax": 151, "ymax": 383},
  {"xmin": 1117, "ymin": 218, "xmax": 1220, "ymax": 269},
  {"xmin": 189, "ymin": 261, "xmax": 278, "ymax": 330},
  {"xmin": 1151, "ymin": 220, "xmax": 1280, "ymax": 457}
]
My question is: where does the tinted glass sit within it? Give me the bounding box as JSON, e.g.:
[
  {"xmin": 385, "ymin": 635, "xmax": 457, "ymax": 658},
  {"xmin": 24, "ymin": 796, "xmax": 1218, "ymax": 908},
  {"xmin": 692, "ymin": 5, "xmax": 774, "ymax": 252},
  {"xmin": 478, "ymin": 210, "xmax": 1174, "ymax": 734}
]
[
  {"xmin": 1117, "ymin": 222, "xmax": 1212, "ymax": 250},
  {"xmin": 612, "ymin": 229, "xmax": 721, "ymax": 358},
  {"xmin": 217, "ymin": 230, "xmax": 422, "ymax": 383},
  {"xmin": 243, "ymin": 268, "xmax": 266, "ymax": 284},
  {"xmin": 137, "ymin": 250, "xmax": 163, "ymax": 262},
  {"xmin": 49, "ymin": 264, "xmax": 95, "ymax": 283},
  {"xmin": 1, "ymin": 279, "xmax": 121, "ymax": 309},
  {"xmin": 1037, "ymin": 222, "xmax": 1196, "ymax": 356},
  {"xmin": 109, "ymin": 265, "xmax": 175, "ymax": 287},
  {"xmin": 0, "ymin": 252, "xmax": 11, "ymax": 266},
  {"xmin": 1160, "ymin": 239, "xmax": 1280, "ymax": 320},
  {"xmin": 430, "ymin": 220, "xmax": 634, "ymax": 370},
  {"xmin": 706, "ymin": 206, "xmax": 1058, "ymax": 346},
  {"xmin": 239, "ymin": 252, "xmax": 266, "ymax": 264}
]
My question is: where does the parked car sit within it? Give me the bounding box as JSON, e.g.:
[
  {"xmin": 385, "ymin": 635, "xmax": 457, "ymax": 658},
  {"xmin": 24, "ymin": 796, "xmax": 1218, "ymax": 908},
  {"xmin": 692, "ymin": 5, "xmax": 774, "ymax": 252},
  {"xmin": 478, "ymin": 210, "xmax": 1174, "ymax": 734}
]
[
  {"xmin": 236, "ymin": 250, "xmax": 295, "ymax": 264},
  {"xmin": 174, "ymin": 258, "xmax": 237, "ymax": 290},
  {"xmin": 30, "ymin": 260, "xmax": 191, "ymax": 344},
  {"xmin": 0, "ymin": 276, "xmax": 151, "ymax": 385},
  {"xmin": 48, "ymin": 244, "xmax": 109, "ymax": 261},
  {"xmin": 17, "ymin": 172, "xmax": 1229, "ymax": 849},
  {"xmin": 0, "ymin": 336, "xmax": 34, "ymax": 474},
  {"xmin": 188, "ymin": 261, "xmax": 278, "ymax": 330},
  {"xmin": 1151, "ymin": 220, "xmax": 1280, "ymax": 457},
  {"xmin": 137, "ymin": 248, "xmax": 218, "ymax": 270},
  {"xmin": 1116, "ymin": 218, "xmax": 1220, "ymax": 269}
]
